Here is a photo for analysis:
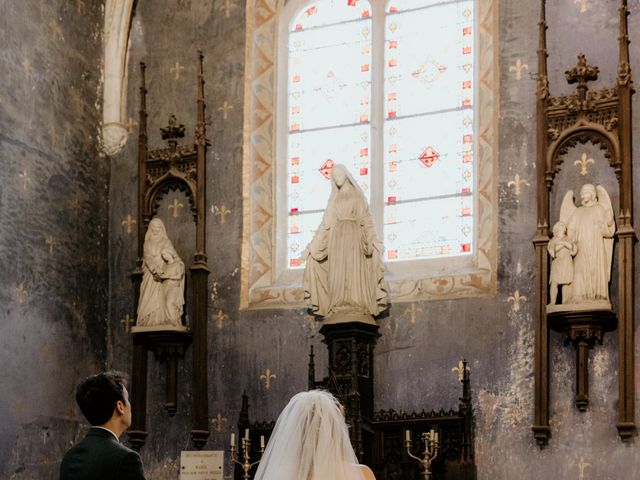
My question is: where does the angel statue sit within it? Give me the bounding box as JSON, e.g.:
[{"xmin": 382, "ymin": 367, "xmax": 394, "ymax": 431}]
[{"xmin": 554, "ymin": 183, "xmax": 615, "ymax": 308}]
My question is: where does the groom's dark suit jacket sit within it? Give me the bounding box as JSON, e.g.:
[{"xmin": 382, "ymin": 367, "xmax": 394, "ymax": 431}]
[{"xmin": 60, "ymin": 427, "xmax": 145, "ymax": 480}]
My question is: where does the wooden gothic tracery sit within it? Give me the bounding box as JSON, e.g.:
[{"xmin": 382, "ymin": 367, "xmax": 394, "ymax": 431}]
[
  {"xmin": 532, "ymin": 0, "xmax": 636, "ymax": 446},
  {"xmin": 128, "ymin": 52, "xmax": 211, "ymax": 451},
  {"xmin": 235, "ymin": 322, "xmax": 476, "ymax": 480}
]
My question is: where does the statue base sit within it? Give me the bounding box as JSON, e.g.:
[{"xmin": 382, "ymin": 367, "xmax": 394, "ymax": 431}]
[
  {"xmin": 323, "ymin": 312, "xmax": 376, "ymax": 326},
  {"xmin": 131, "ymin": 324, "xmax": 189, "ymax": 333},
  {"xmin": 546, "ymin": 301, "xmax": 612, "ymax": 314}
]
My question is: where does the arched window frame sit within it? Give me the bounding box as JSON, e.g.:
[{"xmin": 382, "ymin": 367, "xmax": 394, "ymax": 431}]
[{"xmin": 241, "ymin": 0, "xmax": 497, "ymax": 310}]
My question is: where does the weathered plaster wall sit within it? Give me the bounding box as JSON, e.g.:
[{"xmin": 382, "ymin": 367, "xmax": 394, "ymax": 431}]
[
  {"xmin": 0, "ymin": 1, "xmax": 108, "ymax": 478},
  {"xmin": 103, "ymin": 1, "xmax": 640, "ymax": 479}
]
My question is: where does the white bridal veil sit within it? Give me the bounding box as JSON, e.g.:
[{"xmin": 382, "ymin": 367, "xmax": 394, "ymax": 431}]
[{"xmin": 253, "ymin": 390, "xmax": 365, "ymax": 480}]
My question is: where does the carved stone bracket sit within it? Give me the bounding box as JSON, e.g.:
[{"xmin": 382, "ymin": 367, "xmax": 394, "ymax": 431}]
[
  {"xmin": 135, "ymin": 330, "xmax": 192, "ymax": 415},
  {"xmin": 548, "ymin": 310, "xmax": 616, "ymax": 411}
]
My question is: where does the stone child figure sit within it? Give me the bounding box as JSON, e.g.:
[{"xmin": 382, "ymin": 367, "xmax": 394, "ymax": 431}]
[
  {"xmin": 137, "ymin": 218, "xmax": 185, "ymax": 328},
  {"xmin": 302, "ymin": 164, "xmax": 388, "ymax": 323},
  {"xmin": 547, "ymin": 221, "xmax": 577, "ymax": 305},
  {"xmin": 559, "ymin": 183, "xmax": 615, "ymax": 306},
  {"xmin": 159, "ymin": 248, "xmax": 185, "ymax": 326}
]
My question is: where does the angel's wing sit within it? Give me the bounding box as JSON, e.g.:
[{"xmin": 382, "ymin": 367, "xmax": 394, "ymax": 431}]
[
  {"xmin": 596, "ymin": 185, "xmax": 615, "ymax": 281},
  {"xmin": 559, "ymin": 190, "xmax": 576, "ymax": 225},
  {"xmin": 596, "ymin": 185, "xmax": 614, "ymax": 221}
]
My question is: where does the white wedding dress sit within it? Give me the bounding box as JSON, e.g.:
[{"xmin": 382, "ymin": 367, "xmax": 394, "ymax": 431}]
[{"xmin": 253, "ymin": 391, "xmax": 369, "ymax": 480}]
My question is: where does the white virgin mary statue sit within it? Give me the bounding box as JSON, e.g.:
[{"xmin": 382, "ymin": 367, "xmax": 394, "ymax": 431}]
[
  {"xmin": 135, "ymin": 218, "xmax": 187, "ymax": 331},
  {"xmin": 554, "ymin": 183, "xmax": 615, "ymax": 310},
  {"xmin": 302, "ymin": 164, "xmax": 388, "ymax": 324}
]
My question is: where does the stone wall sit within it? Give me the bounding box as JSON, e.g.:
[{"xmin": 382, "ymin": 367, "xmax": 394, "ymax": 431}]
[
  {"xmin": 0, "ymin": 1, "xmax": 108, "ymax": 479},
  {"xmin": 3, "ymin": 0, "xmax": 640, "ymax": 479},
  {"xmin": 109, "ymin": 1, "xmax": 640, "ymax": 479}
]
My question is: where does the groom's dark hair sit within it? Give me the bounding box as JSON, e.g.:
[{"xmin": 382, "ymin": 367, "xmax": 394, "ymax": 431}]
[{"xmin": 75, "ymin": 371, "xmax": 128, "ymax": 426}]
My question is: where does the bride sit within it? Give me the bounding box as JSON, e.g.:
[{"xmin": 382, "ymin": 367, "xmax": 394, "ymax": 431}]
[{"xmin": 254, "ymin": 390, "xmax": 376, "ymax": 480}]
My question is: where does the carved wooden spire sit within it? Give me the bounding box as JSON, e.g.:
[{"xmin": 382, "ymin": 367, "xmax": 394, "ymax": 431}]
[
  {"xmin": 615, "ymin": 0, "xmax": 636, "ymax": 442},
  {"xmin": 532, "ymin": 0, "xmax": 552, "ymax": 427},
  {"xmin": 565, "ymin": 53, "xmax": 599, "ymax": 108},
  {"xmin": 194, "ymin": 50, "xmax": 207, "ymax": 259},
  {"xmin": 617, "ymin": 0, "xmax": 632, "ymax": 88},
  {"xmin": 536, "ymin": 0, "xmax": 549, "ymax": 101}
]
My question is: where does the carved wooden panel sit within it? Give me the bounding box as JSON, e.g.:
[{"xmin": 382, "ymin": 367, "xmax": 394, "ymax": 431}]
[{"xmin": 532, "ymin": 0, "xmax": 635, "ymax": 446}]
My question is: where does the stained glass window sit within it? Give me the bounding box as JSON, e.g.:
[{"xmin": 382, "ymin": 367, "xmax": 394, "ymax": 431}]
[
  {"xmin": 287, "ymin": 0, "xmax": 373, "ymax": 268},
  {"xmin": 285, "ymin": 0, "xmax": 475, "ymax": 268},
  {"xmin": 384, "ymin": 0, "xmax": 474, "ymax": 261}
]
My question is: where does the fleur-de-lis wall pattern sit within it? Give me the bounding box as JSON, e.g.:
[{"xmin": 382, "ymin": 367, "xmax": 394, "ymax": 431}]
[
  {"xmin": 121, "ymin": 314, "xmax": 133, "ymax": 332},
  {"xmin": 260, "ymin": 368, "xmax": 277, "ymax": 389},
  {"xmin": 19, "ymin": 170, "xmax": 31, "ymax": 191},
  {"xmin": 575, "ymin": 457, "xmax": 591, "ymax": 480},
  {"xmin": 404, "ymin": 303, "xmax": 423, "ymax": 324},
  {"xmin": 45, "ymin": 235, "xmax": 56, "ymax": 254},
  {"xmin": 211, "ymin": 413, "xmax": 228, "ymax": 432},
  {"xmin": 48, "ymin": 19, "xmax": 64, "ymax": 41},
  {"xmin": 574, "ymin": 0, "xmax": 588, "ymax": 14},
  {"xmin": 507, "ymin": 174, "xmax": 530, "ymax": 196},
  {"xmin": 218, "ymin": 101, "xmax": 234, "ymax": 120},
  {"xmin": 509, "ymin": 58, "xmax": 529, "ymax": 81},
  {"xmin": 168, "ymin": 198, "xmax": 184, "ymax": 218},
  {"xmin": 16, "ymin": 283, "xmax": 28, "ymax": 304},
  {"xmin": 574, "ymin": 153, "xmax": 594, "ymax": 176},
  {"xmin": 68, "ymin": 197, "xmax": 82, "ymax": 219},
  {"xmin": 452, "ymin": 359, "xmax": 470, "ymax": 382},
  {"xmin": 507, "ymin": 290, "xmax": 527, "ymax": 313},
  {"xmin": 218, "ymin": 0, "xmax": 238, "ymax": 18},
  {"xmin": 126, "ymin": 117, "xmax": 138, "ymax": 133},
  {"xmin": 22, "ymin": 58, "xmax": 33, "ymax": 80},
  {"xmin": 48, "ymin": 125, "xmax": 58, "ymax": 147},
  {"xmin": 170, "ymin": 61, "xmax": 185, "ymax": 79},
  {"xmin": 211, "ymin": 205, "xmax": 232, "ymax": 224},
  {"xmin": 121, "ymin": 214, "xmax": 136, "ymax": 234},
  {"xmin": 213, "ymin": 309, "xmax": 228, "ymax": 329}
]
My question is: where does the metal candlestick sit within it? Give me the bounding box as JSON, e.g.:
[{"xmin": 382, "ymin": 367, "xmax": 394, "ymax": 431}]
[
  {"xmin": 405, "ymin": 430, "xmax": 440, "ymax": 480},
  {"xmin": 230, "ymin": 435, "xmax": 264, "ymax": 480}
]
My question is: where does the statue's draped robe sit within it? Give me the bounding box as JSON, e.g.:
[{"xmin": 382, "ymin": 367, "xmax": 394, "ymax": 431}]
[
  {"xmin": 162, "ymin": 258, "xmax": 185, "ymax": 325},
  {"xmin": 137, "ymin": 235, "xmax": 176, "ymax": 326},
  {"xmin": 304, "ymin": 185, "xmax": 387, "ymax": 318},
  {"xmin": 567, "ymin": 203, "xmax": 614, "ymax": 303}
]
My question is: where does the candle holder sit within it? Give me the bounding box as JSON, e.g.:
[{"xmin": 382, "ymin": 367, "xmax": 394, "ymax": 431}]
[
  {"xmin": 230, "ymin": 433, "xmax": 264, "ymax": 480},
  {"xmin": 405, "ymin": 430, "xmax": 440, "ymax": 480}
]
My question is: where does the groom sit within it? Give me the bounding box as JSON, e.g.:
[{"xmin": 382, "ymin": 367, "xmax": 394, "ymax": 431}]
[{"xmin": 60, "ymin": 371, "xmax": 145, "ymax": 480}]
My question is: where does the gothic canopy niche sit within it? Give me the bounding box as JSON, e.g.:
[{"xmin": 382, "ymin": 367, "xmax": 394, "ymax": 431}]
[
  {"xmin": 532, "ymin": 0, "xmax": 636, "ymax": 447},
  {"xmin": 128, "ymin": 54, "xmax": 211, "ymax": 451}
]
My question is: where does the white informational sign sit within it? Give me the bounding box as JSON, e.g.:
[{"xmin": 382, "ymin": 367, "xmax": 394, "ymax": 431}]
[{"xmin": 180, "ymin": 450, "xmax": 224, "ymax": 480}]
